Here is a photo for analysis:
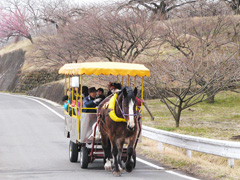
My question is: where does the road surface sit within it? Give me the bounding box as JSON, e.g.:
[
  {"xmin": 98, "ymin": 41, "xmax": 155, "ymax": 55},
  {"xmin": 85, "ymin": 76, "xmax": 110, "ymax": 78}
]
[{"xmin": 0, "ymin": 93, "xmax": 201, "ymax": 180}]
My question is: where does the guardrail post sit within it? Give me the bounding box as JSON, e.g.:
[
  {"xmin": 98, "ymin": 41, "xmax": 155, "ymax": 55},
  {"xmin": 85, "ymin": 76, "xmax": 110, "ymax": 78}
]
[
  {"xmin": 186, "ymin": 150, "xmax": 192, "ymax": 158},
  {"xmin": 158, "ymin": 142, "xmax": 163, "ymax": 151},
  {"xmin": 228, "ymin": 158, "xmax": 234, "ymax": 168}
]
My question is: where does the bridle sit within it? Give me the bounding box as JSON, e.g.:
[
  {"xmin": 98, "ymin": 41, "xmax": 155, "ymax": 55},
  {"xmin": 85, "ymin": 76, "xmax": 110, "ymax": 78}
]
[{"xmin": 115, "ymin": 91, "xmax": 137, "ymax": 119}]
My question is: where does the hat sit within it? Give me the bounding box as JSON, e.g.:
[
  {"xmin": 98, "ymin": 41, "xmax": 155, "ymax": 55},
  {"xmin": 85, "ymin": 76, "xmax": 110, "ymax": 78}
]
[
  {"xmin": 82, "ymin": 86, "xmax": 88, "ymax": 92},
  {"xmin": 115, "ymin": 83, "xmax": 122, "ymax": 89},
  {"xmin": 110, "ymin": 83, "xmax": 116, "ymax": 87},
  {"xmin": 88, "ymin": 87, "xmax": 97, "ymax": 93},
  {"xmin": 97, "ymin": 88, "xmax": 104, "ymax": 93},
  {"xmin": 62, "ymin": 95, "xmax": 68, "ymax": 101}
]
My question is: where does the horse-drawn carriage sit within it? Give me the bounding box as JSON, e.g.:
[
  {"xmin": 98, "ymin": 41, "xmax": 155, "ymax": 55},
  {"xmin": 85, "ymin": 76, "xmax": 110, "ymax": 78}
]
[{"xmin": 58, "ymin": 62, "xmax": 150, "ymax": 175}]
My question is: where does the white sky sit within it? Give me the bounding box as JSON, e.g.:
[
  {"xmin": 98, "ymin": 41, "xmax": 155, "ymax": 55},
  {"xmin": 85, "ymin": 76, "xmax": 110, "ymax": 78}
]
[
  {"xmin": 74, "ymin": 0, "xmax": 125, "ymax": 6},
  {"xmin": 0, "ymin": 0, "xmax": 126, "ymax": 7}
]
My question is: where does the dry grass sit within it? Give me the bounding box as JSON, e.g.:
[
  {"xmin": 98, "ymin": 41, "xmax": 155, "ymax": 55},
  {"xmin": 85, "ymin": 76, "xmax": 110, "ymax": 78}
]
[
  {"xmin": 137, "ymin": 137, "xmax": 240, "ymax": 180},
  {"xmin": 0, "ymin": 40, "xmax": 32, "ymax": 56}
]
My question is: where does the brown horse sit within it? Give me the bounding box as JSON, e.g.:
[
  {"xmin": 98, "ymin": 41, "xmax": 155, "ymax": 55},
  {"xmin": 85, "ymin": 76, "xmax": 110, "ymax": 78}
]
[{"xmin": 97, "ymin": 86, "xmax": 138, "ymax": 176}]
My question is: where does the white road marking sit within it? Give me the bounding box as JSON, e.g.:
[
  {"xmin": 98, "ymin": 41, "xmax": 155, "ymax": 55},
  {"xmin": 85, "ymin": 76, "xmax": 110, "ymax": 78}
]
[
  {"xmin": 29, "ymin": 96, "xmax": 61, "ymax": 107},
  {"xmin": 136, "ymin": 157, "xmax": 164, "ymax": 170},
  {"xmin": 23, "ymin": 96, "xmax": 65, "ymax": 120},
  {"xmin": 166, "ymin": 171, "xmax": 201, "ymax": 180},
  {"xmin": 3, "ymin": 93, "xmax": 64, "ymax": 120},
  {"xmin": 3, "ymin": 93, "xmax": 200, "ymax": 180}
]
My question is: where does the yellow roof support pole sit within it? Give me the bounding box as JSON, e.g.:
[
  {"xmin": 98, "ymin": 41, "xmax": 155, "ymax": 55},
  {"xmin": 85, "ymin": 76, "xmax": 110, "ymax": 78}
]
[
  {"xmin": 76, "ymin": 80, "xmax": 79, "ymax": 134},
  {"xmin": 67, "ymin": 75, "xmax": 70, "ymax": 112},
  {"xmin": 64, "ymin": 75, "xmax": 67, "ymax": 95},
  {"xmin": 122, "ymin": 76, "xmax": 124, "ymax": 86},
  {"xmin": 128, "ymin": 75, "xmax": 130, "ymax": 86},
  {"xmin": 68, "ymin": 75, "xmax": 70, "ymax": 89},
  {"xmin": 134, "ymin": 76, "xmax": 136, "ymax": 87},
  {"xmin": 117, "ymin": 75, "xmax": 119, "ymax": 83},
  {"xmin": 141, "ymin": 76, "xmax": 144, "ymax": 112},
  {"xmin": 71, "ymin": 75, "xmax": 74, "ymax": 117},
  {"xmin": 79, "ymin": 74, "xmax": 83, "ymax": 141}
]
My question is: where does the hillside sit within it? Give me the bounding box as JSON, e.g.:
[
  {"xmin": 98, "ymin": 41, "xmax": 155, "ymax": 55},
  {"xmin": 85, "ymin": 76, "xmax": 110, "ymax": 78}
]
[{"xmin": 0, "ymin": 40, "xmax": 63, "ymax": 93}]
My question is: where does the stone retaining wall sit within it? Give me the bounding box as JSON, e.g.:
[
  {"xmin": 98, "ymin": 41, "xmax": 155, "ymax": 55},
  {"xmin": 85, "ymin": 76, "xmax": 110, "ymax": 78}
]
[{"xmin": 27, "ymin": 80, "xmax": 65, "ymax": 104}]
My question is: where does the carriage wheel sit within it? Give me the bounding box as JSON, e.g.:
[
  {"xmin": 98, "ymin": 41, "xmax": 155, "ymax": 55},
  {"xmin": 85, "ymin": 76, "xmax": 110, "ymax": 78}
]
[
  {"xmin": 133, "ymin": 150, "xmax": 136, "ymax": 168},
  {"xmin": 80, "ymin": 146, "xmax": 89, "ymax": 169},
  {"xmin": 69, "ymin": 141, "xmax": 79, "ymax": 162}
]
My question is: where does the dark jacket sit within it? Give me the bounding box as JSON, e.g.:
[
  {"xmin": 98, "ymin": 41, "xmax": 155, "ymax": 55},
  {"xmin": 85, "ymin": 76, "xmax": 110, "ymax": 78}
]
[
  {"xmin": 98, "ymin": 94, "xmax": 106, "ymax": 103},
  {"xmin": 82, "ymin": 95, "xmax": 97, "ymax": 113},
  {"xmin": 107, "ymin": 90, "xmax": 112, "ymax": 96}
]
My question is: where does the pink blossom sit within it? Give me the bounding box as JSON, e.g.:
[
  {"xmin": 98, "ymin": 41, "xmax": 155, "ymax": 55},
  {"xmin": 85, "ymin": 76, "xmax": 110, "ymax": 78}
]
[{"xmin": 0, "ymin": 7, "xmax": 32, "ymax": 42}]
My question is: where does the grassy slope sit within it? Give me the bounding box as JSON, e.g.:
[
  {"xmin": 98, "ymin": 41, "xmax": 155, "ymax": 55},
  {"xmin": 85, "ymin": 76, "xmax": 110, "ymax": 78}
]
[
  {"xmin": 138, "ymin": 91, "xmax": 240, "ymax": 180},
  {"xmin": 142, "ymin": 91, "xmax": 240, "ymax": 141},
  {"xmin": 0, "ymin": 40, "xmax": 32, "ymax": 56}
]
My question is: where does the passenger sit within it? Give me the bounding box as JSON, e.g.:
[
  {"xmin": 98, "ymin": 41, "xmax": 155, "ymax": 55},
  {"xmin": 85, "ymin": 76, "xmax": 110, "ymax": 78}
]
[
  {"xmin": 68, "ymin": 88, "xmax": 76, "ymax": 105},
  {"xmin": 97, "ymin": 88, "xmax": 105, "ymax": 102},
  {"xmin": 67, "ymin": 88, "xmax": 72, "ymax": 97},
  {"xmin": 82, "ymin": 87, "xmax": 101, "ymax": 113},
  {"xmin": 62, "ymin": 95, "xmax": 69, "ymax": 112},
  {"xmin": 77, "ymin": 86, "xmax": 88, "ymax": 114},
  {"xmin": 136, "ymin": 97, "xmax": 144, "ymax": 107},
  {"xmin": 82, "ymin": 86, "xmax": 89, "ymax": 98},
  {"xmin": 107, "ymin": 82, "xmax": 123, "ymax": 96},
  {"xmin": 107, "ymin": 82, "xmax": 114, "ymax": 96},
  {"xmin": 68, "ymin": 88, "xmax": 77, "ymax": 116},
  {"xmin": 115, "ymin": 83, "xmax": 122, "ymax": 90},
  {"xmin": 111, "ymin": 83, "xmax": 122, "ymax": 94}
]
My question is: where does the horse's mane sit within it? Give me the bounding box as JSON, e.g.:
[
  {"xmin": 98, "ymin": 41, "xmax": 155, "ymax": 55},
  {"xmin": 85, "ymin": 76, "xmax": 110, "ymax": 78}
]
[{"xmin": 116, "ymin": 90, "xmax": 123, "ymax": 118}]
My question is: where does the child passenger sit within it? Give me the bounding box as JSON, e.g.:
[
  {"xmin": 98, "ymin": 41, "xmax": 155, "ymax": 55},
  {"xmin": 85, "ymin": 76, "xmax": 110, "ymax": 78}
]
[{"xmin": 62, "ymin": 95, "xmax": 69, "ymax": 112}]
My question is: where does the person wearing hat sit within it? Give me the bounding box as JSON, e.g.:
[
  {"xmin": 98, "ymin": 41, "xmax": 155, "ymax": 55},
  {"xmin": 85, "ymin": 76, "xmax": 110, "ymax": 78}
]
[
  {"xmin": 82, "ymin": 86, "xmax": 89, "ymax": 98},
  {"xmin": 107, "ymin": 82, "xmax": 116, "ymax": 96},
  {"xmin": 82, "ymin": 87, "xmax": 102, "ymax": 113}
]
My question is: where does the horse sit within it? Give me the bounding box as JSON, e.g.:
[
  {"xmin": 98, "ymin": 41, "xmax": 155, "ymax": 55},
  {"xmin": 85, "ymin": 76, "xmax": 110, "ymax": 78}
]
[{"xmin": 97, "ymin": 86, "xmax": 138, "ymax": 176}]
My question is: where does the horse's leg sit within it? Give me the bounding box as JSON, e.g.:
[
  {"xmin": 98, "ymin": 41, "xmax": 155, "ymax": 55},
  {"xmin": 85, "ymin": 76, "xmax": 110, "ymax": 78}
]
[
  {"xmin": 111, "ymin": 139, "xmax": 121, "ymax": 176},
  {"xmin": 101, "ymin": 132, "xmax": 112, "ymax": 171},
  {"xmin": 125, "ymin": 136, "xmax": 136, "ymax": 172},
  {"xmin": 117, "ymin": 138, "xmax": 125, "ymax": 173}
]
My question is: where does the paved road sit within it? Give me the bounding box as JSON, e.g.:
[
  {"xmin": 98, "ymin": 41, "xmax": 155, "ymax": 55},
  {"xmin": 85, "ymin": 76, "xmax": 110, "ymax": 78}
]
[{"xmin": 0, "ymin": 93, "xmax": 200, "ymax": 180}]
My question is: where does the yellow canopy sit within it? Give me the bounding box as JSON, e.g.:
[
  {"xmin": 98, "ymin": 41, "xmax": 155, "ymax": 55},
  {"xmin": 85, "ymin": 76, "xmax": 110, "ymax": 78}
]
[{"xmin": 58, "ymin": 62, "xmax": 150, "ymax": 77}]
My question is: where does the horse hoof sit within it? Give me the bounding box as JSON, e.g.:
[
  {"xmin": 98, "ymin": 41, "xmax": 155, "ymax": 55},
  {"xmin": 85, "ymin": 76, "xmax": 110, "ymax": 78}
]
[
  {"xmin": 125, "ymin": 161, "xmax": 133, "ymax": 173},
  {"xmin": 104, "ymin": 159, "xmax": 112, "ymax": 171},
  {"xmin": 113, "ymin": 171, "xmax": 121, "ymax": 177},
  {"xmin": 104, "ymin": 166, "xmax": 112, "ymax": 171},
  {"xmin": 119, "ymin": 165, "xmax": 123, "ymax": 173},
  {"xmin": 105, "ymin": 166, "xmax": 112, "ymax": 171}
]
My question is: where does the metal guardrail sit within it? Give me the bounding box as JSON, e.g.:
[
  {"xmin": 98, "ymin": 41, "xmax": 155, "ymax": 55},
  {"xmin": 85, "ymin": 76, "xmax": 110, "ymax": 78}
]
[{"xmin": 142, "ymin": 125, "xmax": 240, "ymax": 167}]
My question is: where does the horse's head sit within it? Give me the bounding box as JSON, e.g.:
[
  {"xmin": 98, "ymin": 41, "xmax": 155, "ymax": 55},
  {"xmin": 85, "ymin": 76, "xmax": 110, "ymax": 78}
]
[{"xmin": 122, "ymin": 86, "xmax": 137, "ymax": 131}]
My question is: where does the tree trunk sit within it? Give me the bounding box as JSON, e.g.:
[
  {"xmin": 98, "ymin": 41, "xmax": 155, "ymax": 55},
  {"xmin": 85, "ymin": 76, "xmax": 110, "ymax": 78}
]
[
  {"xmin": 206, "ymin": 86, "xmax": 215, "ymax": 103},
  {"xmin": 175, "ymin": 116, "xmax": 180, "ymax": 127},
  {"xmin": 27, "ymin": 35, "xmax": 34, "ymax": 44},
  {"xmin": 175, "ymin": 103, "xmax": 182, "ymax": 128},
  {"xmin": 207, "ymin": 94, "xmax": 215, "ymax": 104}
]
